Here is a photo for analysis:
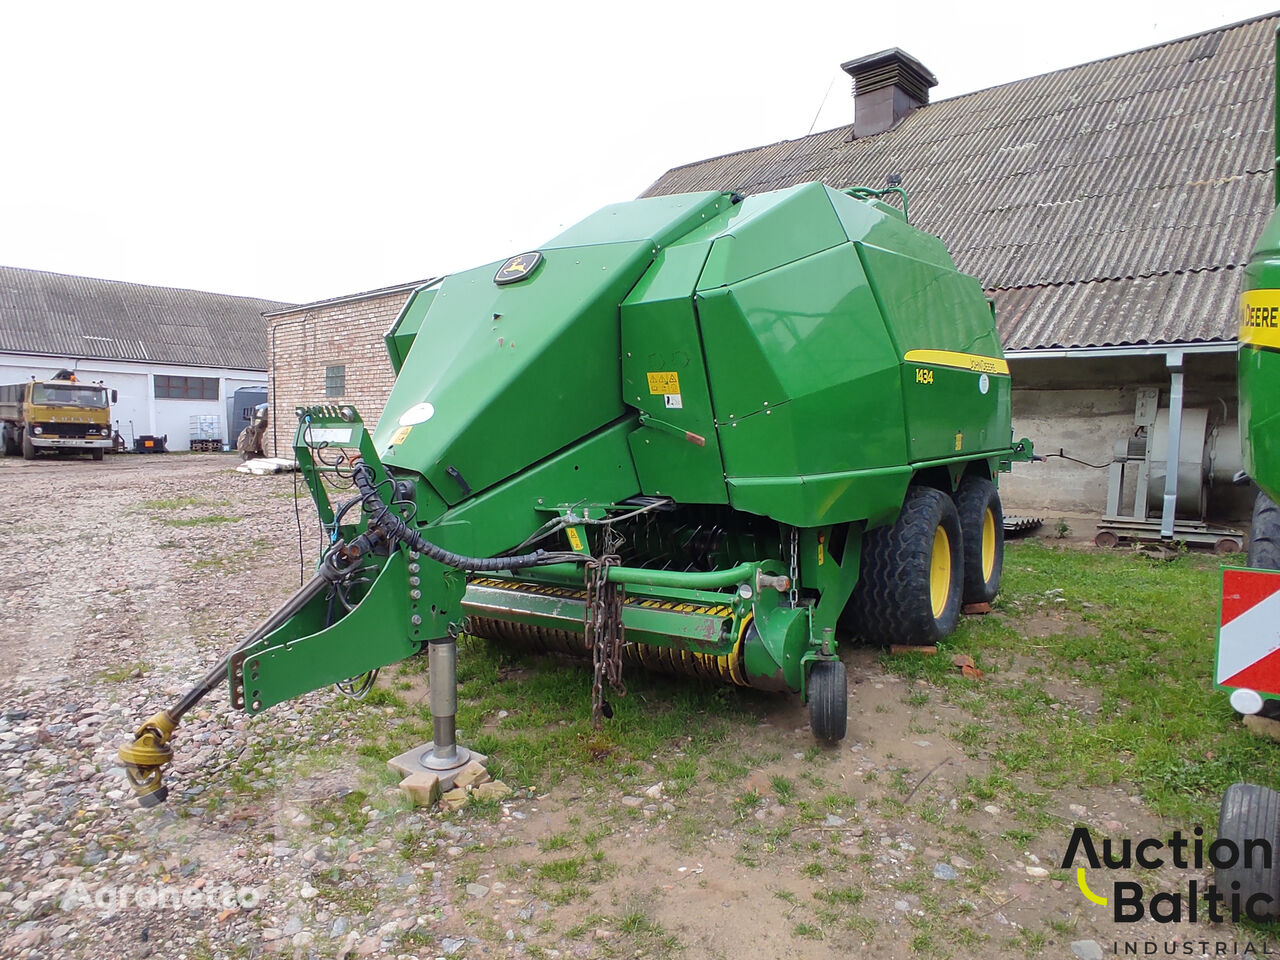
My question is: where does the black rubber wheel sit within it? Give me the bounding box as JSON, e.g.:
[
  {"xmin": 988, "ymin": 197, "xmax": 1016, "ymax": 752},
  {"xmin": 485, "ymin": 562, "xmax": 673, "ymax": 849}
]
[
  {"xmin": 1, "ymin": 428, "xmax": 16, "ymax": 456},
  {"xmin": 1250, "ymin": 492, "xmax": 1280, "ymax": 571},
  {"xmin": 1217, "ymin": 782, "xmax": 1280, "ymax": 919},
  {"xmin": 91, "ymin": 448, "xmax": 104, "ymax": 461},
  {"xmin": 808, "ymin": 659, "xmax": 847, "ymax": 742},
  {"xmin": 955, "ymin": 476, "xmax": 1004, "ymax": 604},
  {"xmin": 21, "ymin": 432, "xmax": 36, "ymax": 460},
  {"xmin": 847, "ymin": 485, "xmax": 964, "ymax": 644}
]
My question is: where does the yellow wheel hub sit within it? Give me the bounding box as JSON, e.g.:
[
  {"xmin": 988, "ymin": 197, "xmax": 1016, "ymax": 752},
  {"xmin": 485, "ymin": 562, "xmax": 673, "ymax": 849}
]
[
  {"xmin": 929, "ymin": 527, "xmax": 951, "ymax": 618},
  {"xmin": 981, "ymin": 507, "xmax": 996, "ymax": 582}
]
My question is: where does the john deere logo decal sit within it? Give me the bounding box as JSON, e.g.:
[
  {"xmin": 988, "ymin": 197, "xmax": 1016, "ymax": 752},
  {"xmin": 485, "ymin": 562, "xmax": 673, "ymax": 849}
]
[{"xmin": 495, "ymin": 251, "xmax": 543, "ymax": 285}]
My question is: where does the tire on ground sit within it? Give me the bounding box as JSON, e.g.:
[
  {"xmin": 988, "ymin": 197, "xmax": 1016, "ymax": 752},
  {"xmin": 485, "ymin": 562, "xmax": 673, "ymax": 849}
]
[
  {"xmin": 846, "ymin": 485, "xmax": 964, "ymax": 645},
  {"xmin": 807, "ymin": 659, "xmax": 847, "ymax": 742},
  {"xmin": 955, "ymin": 475, "xmax": 1004, "ymax": 604},
  {"xmin": 21, "ymin": 432, "xmax": 36, "ymax": 460},
  {"xmin": 91, "ymin": 448, "xmax": 105, "ymax": 461},
  {"xmin": 1250, "ymin": 491, "xmax": 1280, "ymax": 571},
  {"xmin": 1217, "ymin": 782, "xmax": 1280, "ymax": 919}
]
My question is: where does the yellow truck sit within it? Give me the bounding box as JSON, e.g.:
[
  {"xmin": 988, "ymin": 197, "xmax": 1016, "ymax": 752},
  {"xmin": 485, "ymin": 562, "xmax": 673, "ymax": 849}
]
[{"xmin": 0, "ymin": 373, "xmax": 117, "ymax": 461}]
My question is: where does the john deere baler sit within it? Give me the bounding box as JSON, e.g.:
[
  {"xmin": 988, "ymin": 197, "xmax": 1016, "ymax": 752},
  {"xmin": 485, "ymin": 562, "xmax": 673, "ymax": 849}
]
[{"xmin": 121, "ymin": 181, "xmax": 1030, "ymax": 804}]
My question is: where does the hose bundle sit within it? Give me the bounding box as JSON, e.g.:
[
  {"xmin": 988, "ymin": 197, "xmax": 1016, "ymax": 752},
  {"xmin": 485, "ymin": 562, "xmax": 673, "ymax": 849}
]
[{"xmin": 351, "ymin": 460, "xmax": 584, "ymax": 571}]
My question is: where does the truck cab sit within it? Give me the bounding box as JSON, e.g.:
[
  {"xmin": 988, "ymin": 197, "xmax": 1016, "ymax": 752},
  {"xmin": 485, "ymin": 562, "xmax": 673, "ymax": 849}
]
[{"xmin": 0, "ymin": 377, "xmax": 116, "ymax": 460}]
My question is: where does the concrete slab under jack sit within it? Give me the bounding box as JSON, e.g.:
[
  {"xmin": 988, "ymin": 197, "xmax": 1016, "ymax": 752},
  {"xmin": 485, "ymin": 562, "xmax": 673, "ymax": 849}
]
[{"xmin": 388, "ymin": 742, "xmax": 488, "ymax": 792}]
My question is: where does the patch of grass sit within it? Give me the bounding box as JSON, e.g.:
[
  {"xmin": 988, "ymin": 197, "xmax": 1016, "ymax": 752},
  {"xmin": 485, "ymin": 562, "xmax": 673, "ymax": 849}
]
[
  {"xmin": 774, "ymin": 889, "xmax": 800, "ymax": 907},
  {"xmin": 1014, "ymin": 927, "xmax": 1047, "ymax": 954},
  {"xmin": 535, "ymin": 857, "xmax": 584, "ymax": 883},
  {"xmin": 815, "ymin": 885, "xmax": 863, "ymax": 906},
  {"xmin": 882, "ymin": 541, "xmax": 1264, "ymax": 823},
  {"xmin": 139, "ymin": 496, "xmax": 204, "ymax": 510},
  {"xmin": 159, "ymin": 514, "xmax": 241, "ymax": 527},
  {"xmin": 770, "ymin": 775, "xmax": 795, "ymax": 805},
  {"xmin": 538, "ymin": 832, "xmax": 573, "ymax": 852},
  {"xmin": 96, "ymin": 661, "xmax": 150, "ymax": 682},
  {"xmin": 732, "ymin": 789, "xmax": 762, "ymax": 819}
]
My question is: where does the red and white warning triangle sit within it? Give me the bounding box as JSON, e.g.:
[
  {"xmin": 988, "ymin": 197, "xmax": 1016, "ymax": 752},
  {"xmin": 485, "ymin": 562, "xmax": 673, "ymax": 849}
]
[{"xmin": 1217, "ymin": 569, "xmax": 1280, "ymax": 693}]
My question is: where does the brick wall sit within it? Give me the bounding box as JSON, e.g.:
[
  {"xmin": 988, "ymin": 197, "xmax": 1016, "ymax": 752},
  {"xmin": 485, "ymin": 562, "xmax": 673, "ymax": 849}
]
[{"xmin": 265, "ymin": 288, "xmax": 414, "ymax": 456}]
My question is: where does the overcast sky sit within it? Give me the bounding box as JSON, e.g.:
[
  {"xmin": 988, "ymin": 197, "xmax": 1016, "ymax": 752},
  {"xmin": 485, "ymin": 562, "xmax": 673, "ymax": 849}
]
[{"xmin": 0, "ymin": 2, "xmax": 1272, "ymax": 305}]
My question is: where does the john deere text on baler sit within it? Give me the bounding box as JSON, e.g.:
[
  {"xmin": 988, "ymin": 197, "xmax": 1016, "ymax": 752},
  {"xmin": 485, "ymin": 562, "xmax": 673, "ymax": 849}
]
[{"xmin": 121, "ymin": 181, "xmax": 1031, "ymax": 805}]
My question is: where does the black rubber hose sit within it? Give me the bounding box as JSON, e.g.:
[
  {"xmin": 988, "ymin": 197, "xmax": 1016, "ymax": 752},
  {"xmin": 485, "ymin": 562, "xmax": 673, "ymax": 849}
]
[{"xmin": 352, "ymin": 460, "xmax": 583, "ymax": 571}]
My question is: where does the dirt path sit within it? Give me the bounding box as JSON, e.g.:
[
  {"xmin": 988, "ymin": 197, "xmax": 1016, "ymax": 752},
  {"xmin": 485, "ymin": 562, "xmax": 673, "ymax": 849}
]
[{"xmin": 0, "ymin": 454, "xmax": 1254, "ymax": 959}]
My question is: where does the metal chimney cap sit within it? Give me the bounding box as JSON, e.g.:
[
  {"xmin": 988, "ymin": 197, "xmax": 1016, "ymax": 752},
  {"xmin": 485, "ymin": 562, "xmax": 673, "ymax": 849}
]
[{"xmin": 840, "ymin": 48, "xmax": 938, "ymax": 87}]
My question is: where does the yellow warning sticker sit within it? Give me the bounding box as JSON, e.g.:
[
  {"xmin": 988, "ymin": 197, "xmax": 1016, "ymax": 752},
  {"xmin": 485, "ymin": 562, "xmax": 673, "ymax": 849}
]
[
  {"xmin": 566, "ymin": 528, "xmax": 584, "ymax": 551},
  {"xmin": 647, "ymin": 371, "xmax": 680, "ymax": 395},
  {"xmin": 1241, "ymin": 290, "xmax": 1280, "ymax": 350},
  {"xmin": 390, "ymin": 425, "xmax": 412, "ymax": 446},
  {"xmin": 955, "ymin": 432, "xmax": 964, "ymax": 451}
]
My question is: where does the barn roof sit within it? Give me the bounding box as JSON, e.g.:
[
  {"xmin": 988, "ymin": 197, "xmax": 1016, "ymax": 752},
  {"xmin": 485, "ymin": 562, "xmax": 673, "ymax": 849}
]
[
  {"xmin": 643, "ymin": 13, "xmax": 1279, "ymax": 351},
  {"xmin": 0, "ymin": 265, "xmax": 293, "ymax": 370}
]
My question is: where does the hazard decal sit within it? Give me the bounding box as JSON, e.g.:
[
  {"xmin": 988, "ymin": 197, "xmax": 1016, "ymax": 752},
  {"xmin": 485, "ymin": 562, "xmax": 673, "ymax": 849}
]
[{"xmin": 1216, "ymin": 568, "xmax": 1280, "ymax": 695}]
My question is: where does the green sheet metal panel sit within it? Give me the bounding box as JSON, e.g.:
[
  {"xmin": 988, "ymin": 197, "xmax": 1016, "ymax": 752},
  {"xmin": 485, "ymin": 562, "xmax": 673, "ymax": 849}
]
[
  {"xmin": 542, "ymin": 191, "xmax": 734, "ymax": 250},
  {"xmin": 424, "ymin": 420, "xmax": 641, "ymax": 558},
  {"xmin": 855, "ymin": 242, "xmax": 1009, "ymax": 463},
  {"xmin": 697, "ymin": 243, "xmax": 907, "ymax": 521},
  {"xmin": 384, "ymin": 282, "xmax": 440, "ymax": 375},
  {"xmin": 376, "ymin": 243, "xmax": 646, "ymax": 504},
  {"xmin": 696, "ymin": 182, "xmax": 848, "ymax": 291},
  {"xmin": 828, "ymin": 188, "xmax": 954, "ymax": 268},
  {"xmin": 726, "ymin": 466, "xmax": 912, "ymax": 531},
  {"xmin": 376, "ymin": 192, "xmax": 734, "ymax": 506},
  {"xmin": 621, "ymin": 242, "xmax": 728, "ymax": 504}
]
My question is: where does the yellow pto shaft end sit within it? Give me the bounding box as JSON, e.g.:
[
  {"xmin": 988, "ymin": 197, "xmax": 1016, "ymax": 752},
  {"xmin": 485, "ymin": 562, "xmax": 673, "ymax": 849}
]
[{"xmin": 117, "ymin": 711, "xmax": 178, "ymax": 808}]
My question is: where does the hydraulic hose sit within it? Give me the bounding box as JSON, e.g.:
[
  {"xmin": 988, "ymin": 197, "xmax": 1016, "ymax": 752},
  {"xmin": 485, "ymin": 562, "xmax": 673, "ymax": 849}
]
[{"xmin": 352, "ymin": 460, "xmax": 583, "ymax": 571}]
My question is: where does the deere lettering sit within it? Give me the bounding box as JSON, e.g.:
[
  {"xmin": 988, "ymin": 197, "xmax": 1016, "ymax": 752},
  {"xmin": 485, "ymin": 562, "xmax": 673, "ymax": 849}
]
[
  {"xmin": 1243, "ymin": 303, "xmax": 1280, "ymax": 328},
  {"xmin": 1239, "ymin": 291, "xmax": 1280, "ymax": 350}
]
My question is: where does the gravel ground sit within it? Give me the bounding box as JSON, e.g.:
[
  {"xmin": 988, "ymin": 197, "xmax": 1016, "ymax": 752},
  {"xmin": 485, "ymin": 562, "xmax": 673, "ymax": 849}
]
[{"xmin": 0, "ymin": 453, "xmax": 471, "ymax": 959}]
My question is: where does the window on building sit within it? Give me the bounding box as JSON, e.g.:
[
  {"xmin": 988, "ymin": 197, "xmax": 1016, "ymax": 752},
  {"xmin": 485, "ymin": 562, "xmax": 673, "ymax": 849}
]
[
  {"xmin": 154, "ymin": 375, "xmax": 219, "ymax": 400},
  {"xmin": 325, "ymin": 365, "xmax": 346, "ymax": 397}
]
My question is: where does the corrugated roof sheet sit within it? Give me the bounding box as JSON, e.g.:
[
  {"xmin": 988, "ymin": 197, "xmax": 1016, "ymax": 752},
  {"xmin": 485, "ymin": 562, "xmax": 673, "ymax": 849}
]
[
  {"xmin": 643, "ymin": 13, "xmax": 1279, "ymax": 350},
  {"xmin": 0, "ymin": 265, "xmax": 293, "ymax": 370}
]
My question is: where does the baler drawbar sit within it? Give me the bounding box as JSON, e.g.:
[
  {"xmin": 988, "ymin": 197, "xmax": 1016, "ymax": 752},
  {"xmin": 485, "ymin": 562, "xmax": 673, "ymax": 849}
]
[{"xmin": 121, "ymin": 181, "xmax": 1032, "ymax": 805}]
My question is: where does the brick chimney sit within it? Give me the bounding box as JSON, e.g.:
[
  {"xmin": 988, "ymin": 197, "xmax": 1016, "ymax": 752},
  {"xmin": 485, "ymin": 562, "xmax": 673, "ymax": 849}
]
[{"xmin": 841, "ymin": 48, "xmax": 937, "ymax": 138}]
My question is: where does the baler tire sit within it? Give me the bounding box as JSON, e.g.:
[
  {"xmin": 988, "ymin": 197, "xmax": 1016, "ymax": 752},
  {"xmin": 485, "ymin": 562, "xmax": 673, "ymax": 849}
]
[
  {"xmin": 807, "ymin": 659, "xmax": 847, "ymax": 743},
  {"xmin": 1217, "ymin": 782, "xmax": 1280, "ymax": 918},
  {"xmin": 955, "ymin": 476, "xmax": 1004, "ymax": 604},
  {"xmin": 848, "ymin": 485, "xmax": 963, "ymax": 645},
  {"xmin": 1249, "ymin": 492, "xmax": 1280, "ymax": 571},
  {"xmin": 21, "ymin": 433, "xmax": 36, "ymax": 460}
]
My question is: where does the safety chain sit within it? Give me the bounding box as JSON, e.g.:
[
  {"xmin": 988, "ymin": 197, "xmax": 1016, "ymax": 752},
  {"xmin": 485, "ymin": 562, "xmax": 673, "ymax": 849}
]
[
  {"xmin": 585, "ymin": 528, "xmax": 625, "ymax": 727},
  {"xmin": 787, "ymin": 526, "xmax": 800, "ymax": 608}
]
